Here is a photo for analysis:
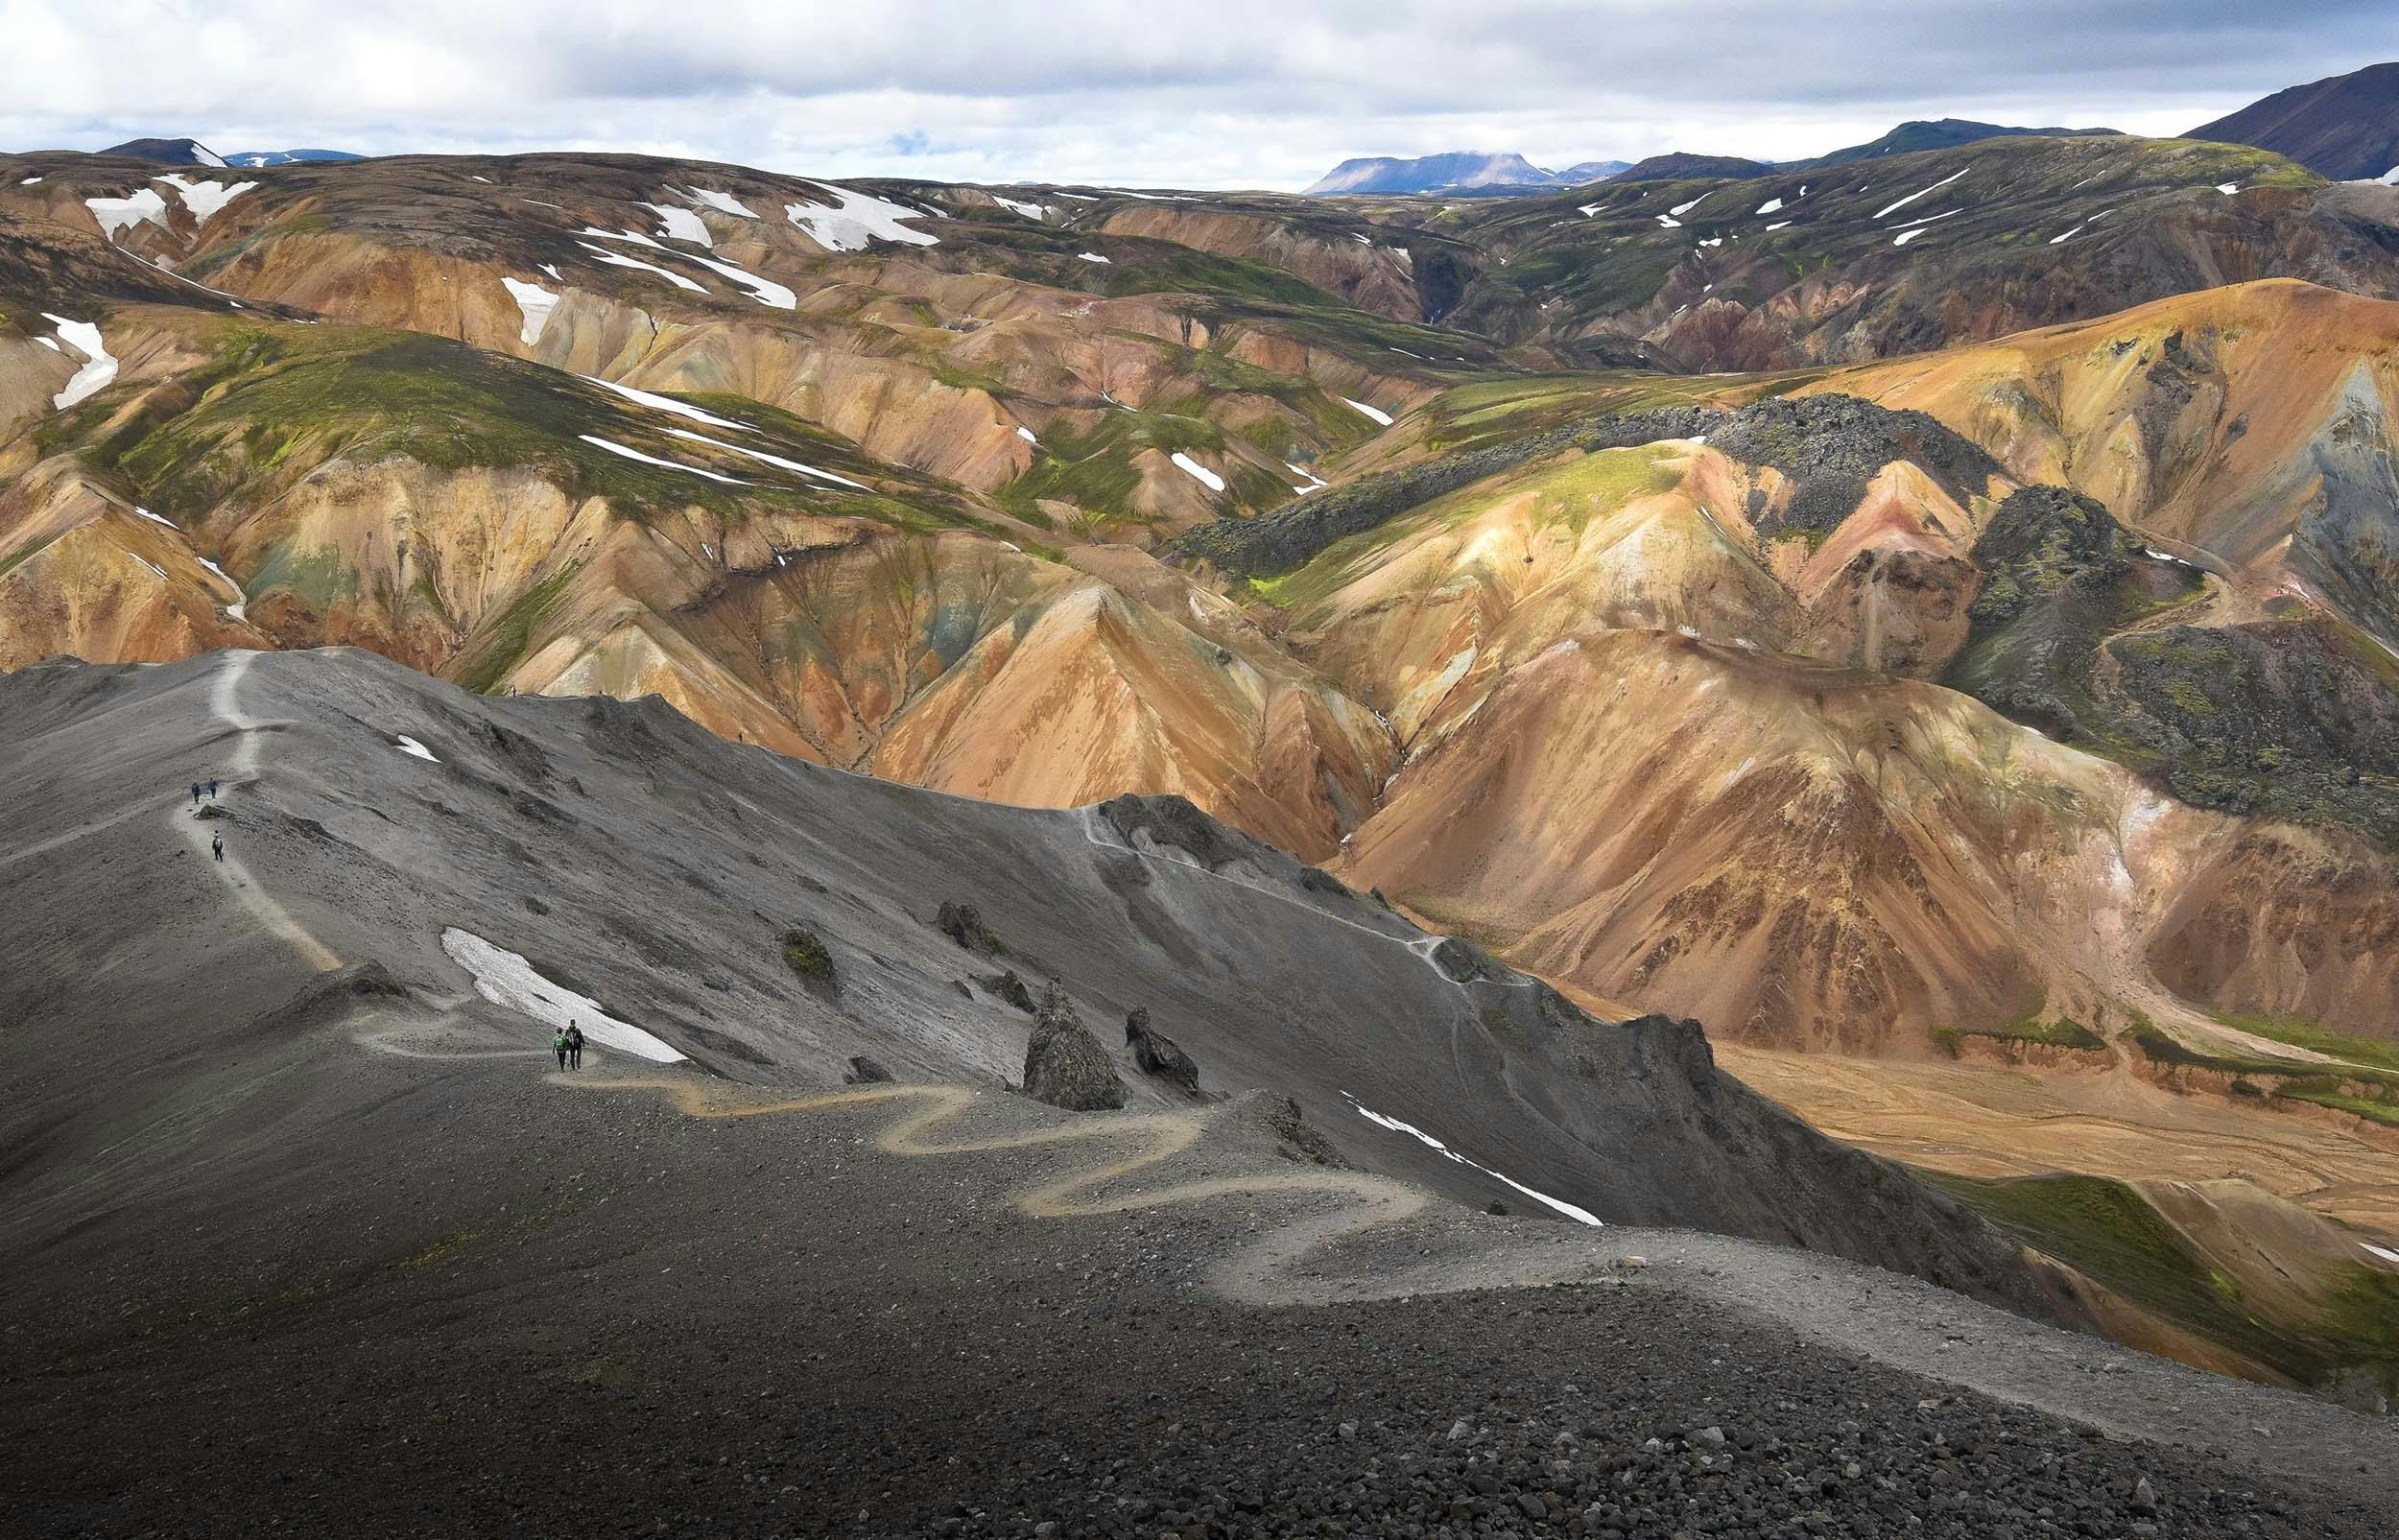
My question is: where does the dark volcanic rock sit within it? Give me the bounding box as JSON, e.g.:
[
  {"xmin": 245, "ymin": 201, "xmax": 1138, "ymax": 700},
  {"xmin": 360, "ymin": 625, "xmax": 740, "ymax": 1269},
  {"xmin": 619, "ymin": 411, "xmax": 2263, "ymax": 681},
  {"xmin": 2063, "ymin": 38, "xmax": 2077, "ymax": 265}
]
[
  {"xmin": 1021, "ymin": 982, "xmax": 1126, "ymax": 1111},
  {"xmin": 986, "ymin": 969, "xmax": 1035, "ymax": 1012},
  {"xmin": 935, "ymin": 900, "xmax": 1000, "ymax": 954},
  {"xmin": 843, "ymin": 1055, "xmax": 893, "ymax": 1084},
  {"xmin": 1125, "ymin": 1007, "xmax": 1200, "ymax": 1091},
  {"xmin": 1965, "ymin": 484, "xmax": 2139, "ymax": 630},
  {"xmin": 1714, "ymin": 394, "xmax": 2005, "ymax": 542}
]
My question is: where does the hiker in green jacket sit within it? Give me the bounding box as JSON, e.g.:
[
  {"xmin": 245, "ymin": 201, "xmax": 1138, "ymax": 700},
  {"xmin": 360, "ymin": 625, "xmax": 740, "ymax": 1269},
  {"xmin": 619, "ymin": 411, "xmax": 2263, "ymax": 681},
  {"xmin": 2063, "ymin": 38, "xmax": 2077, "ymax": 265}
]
[{"xmin": 553, "ymin": 1029, "xmax": 568, "ymax": 1070}]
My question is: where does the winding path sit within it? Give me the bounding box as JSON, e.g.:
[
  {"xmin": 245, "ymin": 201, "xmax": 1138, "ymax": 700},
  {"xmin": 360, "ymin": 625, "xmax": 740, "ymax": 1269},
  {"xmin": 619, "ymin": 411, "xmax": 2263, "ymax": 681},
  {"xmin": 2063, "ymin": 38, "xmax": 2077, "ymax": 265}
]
[{"xmin": 178, "ymin": 652, "xmax": 341, "ymax": 973}]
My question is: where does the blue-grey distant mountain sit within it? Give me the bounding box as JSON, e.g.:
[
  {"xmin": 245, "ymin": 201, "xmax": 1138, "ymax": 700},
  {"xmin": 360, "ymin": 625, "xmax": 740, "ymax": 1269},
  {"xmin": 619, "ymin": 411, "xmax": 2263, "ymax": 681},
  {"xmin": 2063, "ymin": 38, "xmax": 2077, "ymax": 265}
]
[
  {"xmin": 1304, "ymin": 152, "xmax": 1624, "ymax": 197},
  {"xmin": 97, "ymin": 136, "xmax": 227, "ymax": 167},
  {"xmin": 2189, "ymin": 61, "xmax": 2399, "ymax": 181},
  {"xmin": 1793, "ymin": 119, "xmax": 2120, "ymax": 169},
  {"xmin": 228, "ymin": 149, "xmax": 368, "ymax": 168}
]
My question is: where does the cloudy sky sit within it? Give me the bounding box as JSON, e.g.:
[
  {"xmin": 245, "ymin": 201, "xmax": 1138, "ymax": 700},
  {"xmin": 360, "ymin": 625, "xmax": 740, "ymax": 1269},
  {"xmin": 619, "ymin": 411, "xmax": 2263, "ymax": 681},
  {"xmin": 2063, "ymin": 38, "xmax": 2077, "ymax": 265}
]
[{"xmin": 1, "ymin": 1, "xmax": 2384, "ymax": 188}]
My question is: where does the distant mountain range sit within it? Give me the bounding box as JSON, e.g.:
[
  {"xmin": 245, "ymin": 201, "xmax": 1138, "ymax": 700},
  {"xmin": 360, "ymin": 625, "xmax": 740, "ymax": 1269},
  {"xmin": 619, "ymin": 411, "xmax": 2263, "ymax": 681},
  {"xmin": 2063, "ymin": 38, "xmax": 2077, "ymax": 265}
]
[
  {"xmin": 2189, "ymin": 60, "xmax": 2399, "ymax": 181},
  {"xmin": 1302, "ymin": 152, "xmax": 1630, "ymax": 196},
  {"xmin": 1305, "ymin": 120, "xmax": 2117, "ymax": 196},
  {"xmin": 91, "ymin": 137, "xmax": 362, "ymax": 168},
  {"xmin": 228, "ymin": 149, "xmax": 367, "ymax": 167}
]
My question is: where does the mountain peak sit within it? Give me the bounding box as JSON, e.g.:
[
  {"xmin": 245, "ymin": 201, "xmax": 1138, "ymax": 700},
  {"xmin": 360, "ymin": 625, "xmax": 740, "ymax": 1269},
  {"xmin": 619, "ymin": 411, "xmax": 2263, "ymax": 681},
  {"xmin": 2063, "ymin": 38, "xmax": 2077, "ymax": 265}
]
[
  {"xmin": 2189, "ymin": 60, "xmax": 2399, "ymax": 180},
  {"xmin": 97, "ymin": 135, "xmax": 227, "ymax": 168},
  {"xmin": 1305, "ymin": 151, "xmax": 1584, "ymax": 196}
]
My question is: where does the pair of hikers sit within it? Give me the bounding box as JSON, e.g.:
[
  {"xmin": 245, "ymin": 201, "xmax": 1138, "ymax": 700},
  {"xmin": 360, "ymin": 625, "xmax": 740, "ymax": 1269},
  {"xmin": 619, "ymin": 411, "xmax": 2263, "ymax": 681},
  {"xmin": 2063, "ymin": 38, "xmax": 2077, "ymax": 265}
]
[
  {"xmin": 552, "ymin": 1021, "xmax": 585, "ymax": 1070},
  {"xmin": 188, "ymin": 777, "xmax": 218, "ymax": 807}
]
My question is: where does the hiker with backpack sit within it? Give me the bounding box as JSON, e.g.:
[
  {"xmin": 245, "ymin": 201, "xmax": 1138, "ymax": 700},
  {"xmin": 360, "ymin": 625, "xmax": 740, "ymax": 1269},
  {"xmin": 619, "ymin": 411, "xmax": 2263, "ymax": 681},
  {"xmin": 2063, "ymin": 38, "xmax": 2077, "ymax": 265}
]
[
  {"xmin": 553, "ymin": 1028, "xmax": 568, "ymax": 1070},
  {"xmin": 566, "ymin": 1021, "xmax": 584, "ymax": 1069}
]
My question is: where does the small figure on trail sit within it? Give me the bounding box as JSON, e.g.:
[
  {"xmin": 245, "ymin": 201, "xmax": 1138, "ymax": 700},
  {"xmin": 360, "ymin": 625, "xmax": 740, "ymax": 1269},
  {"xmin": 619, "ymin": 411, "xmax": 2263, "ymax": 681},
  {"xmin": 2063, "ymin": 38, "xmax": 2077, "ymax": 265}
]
[
  {"xmin": 207, "ymin": 778, "xmax": 219, "ymax": 800},
  {"xmin": 567, "ymin": 1021, "xmax": 584, "ymax": 1070},
  {"xmin": 190, "ymin": 782, "xmax": 202, "ymax": 808},
  {"xmin": 553, "ymin": 1028, "xmax": 569, "ymax": 1070},
  {"xmin": 210, "ymin": 833, "xmax": 224, "ymax": 862}
]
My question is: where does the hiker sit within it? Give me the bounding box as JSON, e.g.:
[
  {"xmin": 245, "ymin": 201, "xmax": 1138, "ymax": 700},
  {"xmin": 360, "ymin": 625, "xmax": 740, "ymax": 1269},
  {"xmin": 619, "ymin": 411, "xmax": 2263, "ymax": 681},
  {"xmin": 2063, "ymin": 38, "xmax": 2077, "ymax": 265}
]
[
  {"xmin": 553, "ymin": 1029, "xmax": 568, "ymax": 1070},
  {"xmin": 210, "ymin": 833, "xmax": 223, "ymax": 862},
  {"xmin": 567, "ymin": 1021, "xmax": 584, "ymax": 1070},
  {"xmin": 190, "ymin": 782, "xmax": 202, "ymax": 808},
  {"xmin": 207, "ymin": 778, "xmax": 219, "ymax": 800}
]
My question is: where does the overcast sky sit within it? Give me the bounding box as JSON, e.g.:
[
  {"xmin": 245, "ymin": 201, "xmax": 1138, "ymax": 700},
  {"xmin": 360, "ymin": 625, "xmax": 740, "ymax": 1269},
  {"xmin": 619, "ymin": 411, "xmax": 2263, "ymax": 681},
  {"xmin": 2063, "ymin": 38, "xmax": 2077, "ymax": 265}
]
[{"xmin": 1, "ymin": 1, "xmax": 2386, "ymax": 189}]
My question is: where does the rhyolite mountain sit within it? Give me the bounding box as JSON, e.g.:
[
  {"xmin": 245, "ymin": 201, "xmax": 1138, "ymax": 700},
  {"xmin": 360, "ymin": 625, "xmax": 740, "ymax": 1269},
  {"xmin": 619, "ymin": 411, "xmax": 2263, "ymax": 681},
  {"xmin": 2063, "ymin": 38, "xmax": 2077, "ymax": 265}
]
[
  {"xmin": 2190, "ymin": 60, "xmax": 2399, "ymax": 181},
  {"xmin": 1794, "ymin": 117, "xmax": 2120, "ymax": 167},
  {"xmin": 93, "ymin": 135, "xmax": 229, "ymax": 167},
  {"xmin": 1304, "ymin": 150, "xmax": 1624, "ymax": 196}
]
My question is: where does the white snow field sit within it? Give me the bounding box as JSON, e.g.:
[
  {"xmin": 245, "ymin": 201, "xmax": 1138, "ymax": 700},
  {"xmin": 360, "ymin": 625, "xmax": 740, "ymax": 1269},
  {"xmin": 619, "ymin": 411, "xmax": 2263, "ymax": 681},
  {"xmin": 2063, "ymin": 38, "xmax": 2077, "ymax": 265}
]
[
  {"xmin": 154, "ymin": 174, "xmax": 258, "ymax": 224},
  {"xmin": 578, "ymin": 435, "xmax": 748, "ymax": 486},
  {"xmin": 683, "ymin": 252, "xmax": 796, "ymax": 309},
  {"xmin": 785, "ymin": 181, "xmax": 940, "ymax": 249},
  {"xmin": 1344, "ymin": 1094, "xmax": 1603, "ymax": 1226},
  {"xmin": 580, "ymin": 375, "xmax": 752, "ymax": 431},
  {"xmin": 1874, "ymin": 167, "xmax": 1967, "ymax": 220},
  {"xmin": 501, "ymin": 277, "xmax": 561, "ymax": 345},
  {"xmin": 84, "ymin": 187, "xmax": 171, "ymax": 238},
  {"xmin": 681, "ymin": 186, "xmax": 759, "ymax": 219},
  {"xmin": 991, "ymin": 195, "xmax": 1048, "ymax": 220},
  {"xmin": 575, "ymin": 242, "xmax": 707, "ymax": 293},
  {"xmin": 394, "ymin": 735, "xmax": 440, "ymax": 763},
  {"xmin": 1077, "ymin": 251, "xmax": 1111, "ymax": 264},
  {"xmin": 642, "ymin": 201, "xmax": 713, "ymax": 247},
  {"xmin": 43, "ymin": 315, "xmax": 117, "ymax": 410},
  {"xmin": 1342, "ymin": 397, "xmax": 1394, "ymax": 426},
  {"xmin": 666, "ymin": 429, "xmax": 869, "ymax": 488},
  {"xmin": 441, "ymin": 927, "xmax": 686, "ymax": 1062},
  {"xmin": 1170, "ymin": 451, "xmax": 1225, "ymax": 492}
]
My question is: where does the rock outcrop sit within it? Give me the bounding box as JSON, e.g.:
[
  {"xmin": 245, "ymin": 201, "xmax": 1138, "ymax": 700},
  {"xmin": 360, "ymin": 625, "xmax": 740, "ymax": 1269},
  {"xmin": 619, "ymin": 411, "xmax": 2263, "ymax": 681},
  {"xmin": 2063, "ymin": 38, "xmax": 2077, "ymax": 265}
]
[
  {"xmin": 1125, "ymin": 1007, "xmax": 1200, "ymax": 1091},
  {"xmin": 1021, "ymin": 982, "xmax": 1125, "ymax": 1111}
]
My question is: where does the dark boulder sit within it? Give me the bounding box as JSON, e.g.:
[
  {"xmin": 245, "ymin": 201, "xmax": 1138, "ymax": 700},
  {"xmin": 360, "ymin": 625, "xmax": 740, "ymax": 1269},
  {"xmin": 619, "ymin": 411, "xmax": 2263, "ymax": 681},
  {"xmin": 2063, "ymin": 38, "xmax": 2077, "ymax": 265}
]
[
  {"xmin": 843, "ymin": 1055, "xmax": 893, "ymax": 1085},
  {"xmin": 1021, "ymin": 982, "xmax": 1126, "ymax": 1112},
  {"xmin": 1125, "ymin": 1007, "xmax": 1200, "ymax": 1091},
  {"xmin": 986, "ymin": 970, "xmax": 1035, "ymax": 1012},
  {"xmin": 936, "ymin": 901, "xmax": 1001, "ymax": 954}
]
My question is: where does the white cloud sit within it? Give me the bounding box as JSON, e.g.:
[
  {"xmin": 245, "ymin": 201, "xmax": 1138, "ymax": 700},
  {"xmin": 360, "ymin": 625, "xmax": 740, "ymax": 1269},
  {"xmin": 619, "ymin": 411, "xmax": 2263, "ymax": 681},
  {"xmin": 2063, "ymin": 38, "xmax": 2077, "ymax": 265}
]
[{"xmin": 0, "ymin": 3, "xmax": 2383, "ymax": 192}]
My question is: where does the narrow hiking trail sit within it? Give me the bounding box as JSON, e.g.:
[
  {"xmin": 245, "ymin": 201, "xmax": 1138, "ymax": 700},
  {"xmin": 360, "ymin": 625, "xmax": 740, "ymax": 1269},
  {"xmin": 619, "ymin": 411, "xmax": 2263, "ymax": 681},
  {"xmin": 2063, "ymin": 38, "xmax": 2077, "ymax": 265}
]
[
  {"xmin": 565, "ymin": 1073, "xmax": 1604, "ymax": 1306},
  {"xmin": 1078, "ymin": 805, "xmax": 1535, "ymax": 994},
  {"xmin": 179, "ymin": 652, "xmax": 340, "ymax": 973}
]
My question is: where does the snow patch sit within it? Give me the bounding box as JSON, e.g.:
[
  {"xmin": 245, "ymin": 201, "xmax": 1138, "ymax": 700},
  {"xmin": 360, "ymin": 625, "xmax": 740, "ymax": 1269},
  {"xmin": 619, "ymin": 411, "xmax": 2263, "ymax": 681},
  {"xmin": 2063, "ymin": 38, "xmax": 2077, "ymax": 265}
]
[
  {"xmin": 394, "ymin": 735, "xmax": 439, "ymax": 763},
  {"xmin": 154, "ymin": 174, "xmax": 256, "ymax": 223},
  {"xmin": 1344, "ymin": 1094, "xmax": 1603, "ymax": 1226},
  {"xmin": 1754, "ymin": 197, "xmax": 1783, "ymax": 215},
  {"xmin": 133, "ymin": 505, "xmax": 175, "ymax": 528},
  {"xmin": 36, "ymin": 337, "xmax": 59, "ymax": 350},
  {"xmin": 441, "ymin": 927, "xmax": 686, "ymax": 1063},
  {"xmin": 1765, "ymin": 220, "xmax": 1792, "ymax": 230},
  {"xmin": 132, "ymin": 556, "xmax": 167, "ymax": 580},
  {"xmin": 1342, "ymin": 396, "xmax": 1393, "ymax": 426},
  {"xmin": 1170, "ymin": 451, "xmax": 1224, "ymax": 492},
  {"xmin": 1669, "ymin": 193, "xmax": 1708, "ymax": 216},
  {"xmin": 1655, "ymin": 215, "xmax": 1681, "ymax": 227},
  {"xmin": 84, "ymin": 187, "xmax": 171, "ymax": 238},
  {"xmin": 2216, "ymin": 182, "xmax": 2240, "ymax": 195},
  {"xmin": 784, "ymin": 181, "xmax": 939, "ymax": 249},
  {"xmin": 19, "ymin": 176, "xmax": 40, "ymax": 184},
  {"xmin": 578, "ymin": 435, "xmax": 747, "ymax": 485},
  {"xmin": 1893, "ymin": 226, "xmax": 1927, "ymax": 246},
  {"xmin": 577, "ymin": 242, "xmax": 707, "ymax": 293},
  {"xmin": 2364, "ymin": 1243, "xmax": 2399, "ymax": 1266},
  {"xmin": 683, "ymin": 252, "xmax": 796, "ymax": 308},
  {"xmin": 1578, "ymin": 203, "xmax": 1602, "ymax": 217},
  {"xmin": 501, "ymin": 277, "xmax": 560, "ymax": 345},
  {"xmin": 666, "ymin": 428, "xmax": 869, "ymax": 488},
  {"xmin": 1077, "ymin": 251, "xmax": 1111, "ymax": 264},
  {"xmin": 1016, "ymin": 425, "xmax": 1038, "ymax": 444},
  {"xmin": 642, "ymin": 201, "xmax": 713, "ymax": 247},
  {"xmin": 683, "ymin": 186, "xmax": 758, "ymax": 219},
  {"xmin": 538, "ymin": 263, "xmax": 561, "ymax": 281},
  {"xmin": 2049, "ymin": 224, "xmax": 2085, "ymax": 245},
  {"xmin": 991, "ymin": 194, "xmax": 1048, "ymax": 221},
  {"xmin": 42, "ymin": 314, "xmax": 117, "ymax": 410},
  {"xmin": 581, "ymin": 374, "xmax": 752, "ymax": 431},
  {"xmin": 577, "ymin": 225, "xmax": 668, "ymax": 249},
  {"xmin": 1874, "ymin": 167, "xmax": 1966, "ymax": 220}
]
